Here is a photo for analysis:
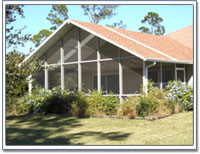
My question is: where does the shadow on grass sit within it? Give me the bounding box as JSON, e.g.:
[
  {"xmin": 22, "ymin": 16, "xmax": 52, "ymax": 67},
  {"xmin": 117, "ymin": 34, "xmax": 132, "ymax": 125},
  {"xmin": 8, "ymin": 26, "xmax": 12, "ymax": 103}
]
[{"xmin": 6, "ymin": 115, "xmax": 131, "ymax": 145}]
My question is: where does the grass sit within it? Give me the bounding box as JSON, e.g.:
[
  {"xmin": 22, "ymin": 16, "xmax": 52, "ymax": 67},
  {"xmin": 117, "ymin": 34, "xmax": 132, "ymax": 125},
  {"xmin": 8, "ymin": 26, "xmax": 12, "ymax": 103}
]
[{"xmin": 6, "ymin": 112, "xmax": 193, "ymax": 145}]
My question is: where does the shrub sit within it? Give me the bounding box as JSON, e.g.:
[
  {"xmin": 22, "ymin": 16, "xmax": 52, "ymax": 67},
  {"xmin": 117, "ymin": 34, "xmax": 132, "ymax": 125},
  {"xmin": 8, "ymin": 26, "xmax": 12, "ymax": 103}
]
[
  {"xmin": 118, "ymin": 96, "xmax": 139, "ymax": 119},
  {"xmin": 137, "ymin": 83, "xmax": 176, "ymax": 118},
  {"xmin": 136, "ymin": 96, "xmax": 158, "ymax": 117},
  {"xmin": 71, "ymin": 92, "xmax": 88, "ymax": 117},
  {"xmin": 86, "ymin": 90, "xmax": 119, "ymax": 117},
  {"xmin": 166, "ymin": 80, "xmax": 193, "ymax": 111}
]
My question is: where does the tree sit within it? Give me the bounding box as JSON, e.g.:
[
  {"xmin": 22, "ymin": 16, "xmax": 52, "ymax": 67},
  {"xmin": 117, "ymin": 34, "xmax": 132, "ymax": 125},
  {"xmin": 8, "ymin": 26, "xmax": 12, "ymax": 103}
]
[
  {"xmin": 46, "ymin": 5, "xmax": 69, "ymax": 30},
  {"xmin": 106, "ymin": 20, "xmax": 126, "ymax": 29},
  {"xmin": 6, "ymin": 51, "xmax": 42, "ymax": 113},
  {"xmin": 81, "ymin": 5, "xmax": 118, "ymax": 24},
  {"xmin": 6, "ymin": 5, "xmax": 31, "ymax": 48},
  {"xmin": 31, "ymin": 29, "xmax": 52, "ymax": 47},
  {"xmin": 31, "ymin": 5, "xmax": 68, "ymax": 47},
  {"xmin": 138, "ymin": 12, "xmax": 165, "ymax": 35}
]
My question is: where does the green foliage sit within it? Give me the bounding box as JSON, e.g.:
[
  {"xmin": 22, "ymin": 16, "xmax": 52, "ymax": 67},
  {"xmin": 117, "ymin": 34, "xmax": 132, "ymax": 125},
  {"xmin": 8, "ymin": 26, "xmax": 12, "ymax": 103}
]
[
  {"xmin": 31, "ymin": 29, "xmax": 52, "ymax": 47},
  {"xmin": 6, "ymin": 5, "xmax": 31, "ymax": 48},
  {"xmin": 86, "ymin": 91, "xmax": 119, "ymax": 117},
  {"xmin": 19, "ymin": 88, "xmax": 119, "ymax": 117},
  {"xmin": 136, "ymin": 97, "xmax": 158, "ymax": 117},
  {"xmin": 118, "ymin": 97, "xmax": 139, "ymax": 119},
  {"xmin": 106, "ymin": 20, "xmax": 126, "ymax": 29},
  {"xmin": 6, "ymin": 51, "xmax": 42, "ymax": 114},
  {"xmin": 71, "ymin": 92, "xmax": 88, "ymax": 117},
  {"xmin": 166, "ymin": 80, "xmax": 193, "ymax": 111},
  {"xmin": 46, "ymin": 5, "xmax": 68, "ymax": 30},
  {"xmin": 81, "ymin": 5, "xmax": 118, "ymax": 24},
  {"xmin": 139, "ymin": 12, "xmax": 165, "ymax": 35},
  {"xmin": 31, "ymin": 5, "xmax": 68, "ymax": 47},
  {"xmin": 81, "ymin": 5, "xmax": 126, "ymax": 29}
]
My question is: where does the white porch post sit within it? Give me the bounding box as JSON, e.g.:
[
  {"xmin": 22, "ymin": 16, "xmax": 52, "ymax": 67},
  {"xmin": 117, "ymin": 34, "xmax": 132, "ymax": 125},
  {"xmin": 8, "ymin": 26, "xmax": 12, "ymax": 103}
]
[
  {"xmin": 143, "ymin": 61, "xmax": 148, "ymax": 94},
  {"xmin": 160, "ymin": 62, "xmax": 163, "ymax": 89},
  {"xmin": 97, "ymin": 37, "xmax": 101, "ymax": 92},
  {"xmin": 60, "ymin": 40, "xmax": 65, "ymax": 91},
  {"xmin": 184, "ymin": 64, "xmax": 186, "ymax": 84},
  {"xmin": 44, "ymin": 61, "xmax": 49, "ymax": 89},
  {"xmin": 28, "ymin": 75, "xmax": 32, "ymax": 95},
  {"xmin": 174, "ymin": 63, "xmax": 177, "ymax": 81},
  {"xmin": 119, "ymin": 48, "xmax": 123, "ymax": 103},
  {"xmin": 78, "ymin": 28, "xmax": 82, "ymax": 91}
]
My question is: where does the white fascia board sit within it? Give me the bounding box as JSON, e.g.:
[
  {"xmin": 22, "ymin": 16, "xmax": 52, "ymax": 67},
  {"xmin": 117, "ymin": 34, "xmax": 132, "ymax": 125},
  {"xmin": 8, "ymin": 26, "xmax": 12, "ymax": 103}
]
[
  {"xmin": 104, "ymin": 26, "xmax": 177, "ymax": 61},
  {"xmin": 68, "ymin": 19, "xmax": 146, "ymax": 61},
  {"xmin": 146, "ymin": 58, "xmax": 193, "ymax": 64},
  {"xmin": 22, "ymin": 19, "xmax": 73, "ymax": 63}
]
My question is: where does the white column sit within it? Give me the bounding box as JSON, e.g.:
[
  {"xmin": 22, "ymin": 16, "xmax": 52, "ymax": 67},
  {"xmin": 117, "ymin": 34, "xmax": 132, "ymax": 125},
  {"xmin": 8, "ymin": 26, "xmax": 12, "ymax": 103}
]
[
  {"xmin": 143, "ymin": 61, "xmax": 148, "ymax": 94},
  {"xmin": 78, "ymin": 28, "xmax": 82, "ymax": 91},
  {"xmin": 184, "ymin": 64, "xmax": 186, "ymax": 84},
  {"xmin": 97, "ymin": 37, "xmax": 101, "ymax": 92},
  {"xmin": 160, "ymin": 62, "xmax": 163, "ymax": 89},
  {"xmin": 44, "ymin": 61, "xmax": 49, "ymax": 89},
  {"xmin": 119, "ymin": 48, "xmax": 123, "ymax": 103},
  {"xmin": 28, "ymin": 75, "xmax": 32, "ymax": 95},
  {"xmin": 174, "ymin": 63, "xmax": 177, "ymax": 81},
  {"xmin": 60, "ymin": 43, "xmax": 65, "ymax": 91}
]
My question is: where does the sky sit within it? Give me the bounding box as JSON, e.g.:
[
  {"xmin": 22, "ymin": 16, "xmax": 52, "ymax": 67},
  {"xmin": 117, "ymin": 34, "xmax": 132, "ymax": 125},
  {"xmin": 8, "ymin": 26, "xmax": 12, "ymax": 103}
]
[{"xmin": 9, "ymin": 4, "xmax": 193, "ymax": 54}]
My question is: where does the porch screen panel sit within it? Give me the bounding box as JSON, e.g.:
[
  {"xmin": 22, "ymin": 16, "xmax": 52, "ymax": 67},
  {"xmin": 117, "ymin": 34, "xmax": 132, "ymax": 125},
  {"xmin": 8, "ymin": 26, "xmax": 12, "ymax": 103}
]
[
  {"xmin": 162, "ymin": 63, "xmax": 175, "ymax": 88},
  {"xmin": 101, "ymin": 60, "xmax": 119, "ymax": 94},
  {"xmin": 122, "ymin": 58, "xmax": 143, "ymax": 94},
  {"xmin": 147, "ymin": 62, "xmax": 160, "ymax": 88},
  {"xmin": 33, "ymin": 69, "xmax": 44, "ymax": 88},
  {"xmin": 64, "ymin": 64, "xmax": 78, "ymax": 91},
  {"xmin": 82, "ymin": 62, "xmax": 97, "ymax": 92},
  {"xmin": 100, "ymin": 39, "xmax": 119, "ymax": 59},
  {"xmin": 42, "ymin": 46, "xmax": 60, "ymax": 64},
  {"xmin": 81, "ymin": 30, "xmax": 97, "ymax": 61},
  {"xmin": 63, "ymin": 27, "xmax": 78, "ymax": 63},
  {"xmin": 48, "ymin": 65, "xmax": 61, "ymax": 89},
  {"xmin": 120, "ymin": 49, "xmax": 135, "ymax": 58}
]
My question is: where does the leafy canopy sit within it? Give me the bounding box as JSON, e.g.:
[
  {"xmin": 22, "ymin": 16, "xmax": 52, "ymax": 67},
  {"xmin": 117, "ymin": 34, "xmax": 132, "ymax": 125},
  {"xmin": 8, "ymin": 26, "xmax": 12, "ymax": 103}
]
[
  {"xmin": 32, "ymin": 5, "xmax": 68, "ymax": 47},
  {"xmin": 6, "ymin": 5, "xmax": 31, "ymax": 48},
  {"xmin": 81, "ymin": 5, "xmax": 118, "ymax": 24},
  {"xmin": 47, "ymin": 5, "xmax": 69, "ymax": 30},
  {"xmin": 31, "ymin": 29, "xmax": 52, "ymax": 47},
  {"xmin": 139, "ymin": 12, "xmax": 165, "ymax": 35},
  {"xmin": 81, "ymin": 5, "xmax": 126, "ymax": 29}
]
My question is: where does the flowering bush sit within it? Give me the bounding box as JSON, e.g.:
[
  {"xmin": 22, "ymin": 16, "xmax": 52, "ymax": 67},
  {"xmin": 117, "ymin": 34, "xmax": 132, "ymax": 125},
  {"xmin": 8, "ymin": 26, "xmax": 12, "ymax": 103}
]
[{"xmin": 165, "ymin": 80, "xmax": 193, "ymax": 111}]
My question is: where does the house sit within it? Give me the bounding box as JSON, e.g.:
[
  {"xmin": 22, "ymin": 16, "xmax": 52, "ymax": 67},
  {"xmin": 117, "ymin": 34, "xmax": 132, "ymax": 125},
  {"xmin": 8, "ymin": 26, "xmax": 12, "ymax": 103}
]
[{"xmin": 24, "ymin": 19, "xmax": 193, "ymax": 102}]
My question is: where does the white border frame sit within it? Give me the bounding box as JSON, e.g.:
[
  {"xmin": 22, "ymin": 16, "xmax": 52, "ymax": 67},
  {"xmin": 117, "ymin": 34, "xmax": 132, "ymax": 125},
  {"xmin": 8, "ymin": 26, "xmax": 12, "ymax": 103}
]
[{"xmin": 2, "ymin": 1, "xmax": 197, "ymax": 150}]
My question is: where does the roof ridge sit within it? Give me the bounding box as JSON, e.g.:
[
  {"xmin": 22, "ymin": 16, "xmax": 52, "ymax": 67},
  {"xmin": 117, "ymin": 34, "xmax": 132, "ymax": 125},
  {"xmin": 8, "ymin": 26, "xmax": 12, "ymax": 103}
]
[{"xmin": 103, "ymin": 25, "xmax": 177, "ymax": 61}]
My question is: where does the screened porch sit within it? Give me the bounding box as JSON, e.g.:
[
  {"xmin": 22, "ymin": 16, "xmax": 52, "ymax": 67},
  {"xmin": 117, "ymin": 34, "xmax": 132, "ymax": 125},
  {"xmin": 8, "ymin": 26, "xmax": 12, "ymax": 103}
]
[{"xmin": 32, "ymin": 26, "xmax": 193, "ymax": 102}]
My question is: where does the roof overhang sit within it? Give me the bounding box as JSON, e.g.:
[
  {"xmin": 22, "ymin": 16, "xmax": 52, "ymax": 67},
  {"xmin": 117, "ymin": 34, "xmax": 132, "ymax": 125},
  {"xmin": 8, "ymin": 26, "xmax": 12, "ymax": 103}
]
[{"xmin": 23, "ymin": 19, "xmax": 193, "ymax": 65}]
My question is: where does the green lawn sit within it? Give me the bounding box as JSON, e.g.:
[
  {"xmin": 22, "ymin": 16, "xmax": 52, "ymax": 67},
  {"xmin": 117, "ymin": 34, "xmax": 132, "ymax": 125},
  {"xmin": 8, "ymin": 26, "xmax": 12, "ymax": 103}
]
[{"xmin": 6, "ymin": 112, "xmax": 193, "ymax": 145}]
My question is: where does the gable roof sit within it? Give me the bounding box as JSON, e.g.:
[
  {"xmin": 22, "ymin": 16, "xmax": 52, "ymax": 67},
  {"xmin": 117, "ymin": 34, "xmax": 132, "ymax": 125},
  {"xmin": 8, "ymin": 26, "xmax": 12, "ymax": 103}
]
[
  {"xmin": 165, "ymin": 25, "xmax": 193, "ymax": 49},
  {"xmin": 23, "ymin": 19, "xmax": 193, "ymax": 64}
]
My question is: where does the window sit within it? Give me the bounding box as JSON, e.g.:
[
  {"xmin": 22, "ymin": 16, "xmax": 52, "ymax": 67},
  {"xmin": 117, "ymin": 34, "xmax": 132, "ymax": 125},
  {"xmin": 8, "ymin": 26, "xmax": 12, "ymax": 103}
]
[{"xmin": 93, "ymin": 74, "xmax": 119, "ymax": 94}]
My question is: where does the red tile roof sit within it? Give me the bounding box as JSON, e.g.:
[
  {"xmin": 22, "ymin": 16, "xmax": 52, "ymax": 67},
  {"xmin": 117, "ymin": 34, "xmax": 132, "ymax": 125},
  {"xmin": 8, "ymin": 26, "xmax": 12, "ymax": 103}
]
[
  {"xmin": 71, "ymin": 19, "xmax": 193, "ymax": 62},
  {"xmin": 165, "ymin": 25, "xmax": 193, "ymax": 49}
]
